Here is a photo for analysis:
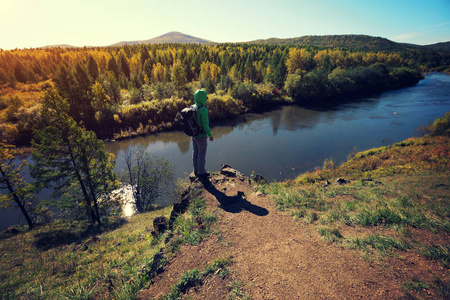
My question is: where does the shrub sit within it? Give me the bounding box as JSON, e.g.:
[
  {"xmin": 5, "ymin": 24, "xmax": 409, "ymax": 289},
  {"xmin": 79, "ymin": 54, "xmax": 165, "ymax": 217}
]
[
  {"xmin": 5, "ymin": 96, "xmax": 23, "ymax": 122},
  {"xmin": 207, "ymin": 94, "xmax": 246, "ymax": 121},
  {"xmin": 422, "ymin": 112, "xmax": 450, "ymax": 136}
]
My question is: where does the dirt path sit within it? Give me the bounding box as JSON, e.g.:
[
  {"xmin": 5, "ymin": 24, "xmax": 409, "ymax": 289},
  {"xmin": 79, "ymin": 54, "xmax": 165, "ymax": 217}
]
[{"xmin": 138, "ymin": 166, "xmax": 405, "ymax": 299}]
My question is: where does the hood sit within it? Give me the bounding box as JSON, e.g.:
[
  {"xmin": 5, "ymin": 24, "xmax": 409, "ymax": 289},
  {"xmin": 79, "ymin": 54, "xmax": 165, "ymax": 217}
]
[{"xmin": 194, "ymin": 90, "xmax": 208, "ymax": 106}]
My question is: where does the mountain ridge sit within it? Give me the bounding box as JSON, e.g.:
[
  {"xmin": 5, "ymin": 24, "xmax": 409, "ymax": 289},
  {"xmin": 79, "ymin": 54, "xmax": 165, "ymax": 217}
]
[
  {"xmin": 247, "ymin": 34, "xmax": 450, "ymax": 51},
  {"xmin": 40, "ymin": 32, "xmax": 450, "ymax": 52},
  {"xmin": 109, "ymin": 31, "xmax": 213, "ymax": 46}
]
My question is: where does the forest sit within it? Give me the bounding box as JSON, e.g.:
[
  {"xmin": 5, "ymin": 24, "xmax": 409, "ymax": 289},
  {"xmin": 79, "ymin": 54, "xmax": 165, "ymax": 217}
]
[{"xmin": 0, "ymin": 42, "xmax": 448, "ymax": 146}]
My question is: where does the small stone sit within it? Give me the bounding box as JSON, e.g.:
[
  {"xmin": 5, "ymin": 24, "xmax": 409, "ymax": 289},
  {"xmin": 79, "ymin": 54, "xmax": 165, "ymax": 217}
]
[
  {"xmin": 251, "ymin": 173, "xmax": 268, "ymax": 185},
  {"xmin": 334, "ymin": 178, "xmax": 349, "ymax": 185},
  {"xmin": 221, "ymin": 167, "xmax": 238, "ymax": 177},
  {"xmin": 220, "ymin": 163, "xmax": 233, "ymax": 170}
]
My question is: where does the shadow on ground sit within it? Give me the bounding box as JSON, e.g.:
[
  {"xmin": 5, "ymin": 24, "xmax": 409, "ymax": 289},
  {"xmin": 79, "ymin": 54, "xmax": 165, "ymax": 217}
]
[
  {"xmin": 199, "ymin": 177, "xmax": 269, "ymax": 216},
  {"xmin": 32, "ymin": 218, "xmax": 126, "ymax": 251}
]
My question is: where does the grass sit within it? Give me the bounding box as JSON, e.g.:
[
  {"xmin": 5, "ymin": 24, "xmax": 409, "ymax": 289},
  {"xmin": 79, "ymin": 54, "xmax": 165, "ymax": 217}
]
[
  {"xmin": 262, "ymin": 173, "xmax": 450, "ymax": 234},
  {"xmin": 0, "ymin": 208, "xmax": 172, "ymax": 299},
  {"xmin": 228, "ymin": 280, "xmax": 250, "ymax": 300},
  {"xmin": 0, "ymin": 187, "xmax": 219, "ymax": 299}
]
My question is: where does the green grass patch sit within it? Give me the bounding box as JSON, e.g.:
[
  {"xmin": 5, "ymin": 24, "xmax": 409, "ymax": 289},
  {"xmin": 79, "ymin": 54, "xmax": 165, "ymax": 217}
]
[
  {"xmin": 169, "ymin": 196, "xmax": 218, "ymax": 249},
  {"xmin": 419, "ymin": 244, "xmax": 450, "ymax": 269},
  {"xmin": 265, "ymin": 174, "xmax": 450, "ymax": 233},
  {"xmin": 228, "ymin": 280, "xmax": 250, "ymax": 300},
  {"xmin": 346, "ymin": 234, "xmax": 408, "ymax": 254},
  {"xmin": 401, "ymin": 277, "xmax": 430, "ymax": 297},
  {"xmin": 317, "ymin": 226, "xmax": 343, "ymax": 243}
]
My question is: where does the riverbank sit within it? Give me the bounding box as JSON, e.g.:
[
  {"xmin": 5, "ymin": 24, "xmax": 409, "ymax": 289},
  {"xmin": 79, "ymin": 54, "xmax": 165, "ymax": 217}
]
[{"xmin": 1, "ymin": 113, "xmax": 448, "ymax": 299}]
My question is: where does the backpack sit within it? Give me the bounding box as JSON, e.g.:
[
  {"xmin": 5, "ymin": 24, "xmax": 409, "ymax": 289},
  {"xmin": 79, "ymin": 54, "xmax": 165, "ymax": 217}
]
[{"xmin": 179, "ymin": 105, "xmax": 203, "ymax": 136}]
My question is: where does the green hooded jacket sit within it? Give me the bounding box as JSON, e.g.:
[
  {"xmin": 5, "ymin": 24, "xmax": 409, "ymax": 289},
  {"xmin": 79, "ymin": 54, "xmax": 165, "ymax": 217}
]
[{"xmin": 193, "ymin": 90, "xmax": 212, "ymax": 138}]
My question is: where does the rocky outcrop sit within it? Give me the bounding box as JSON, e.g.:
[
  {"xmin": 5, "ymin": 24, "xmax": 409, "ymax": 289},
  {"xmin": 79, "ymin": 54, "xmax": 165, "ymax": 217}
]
[{"xmin": 151, "ymin": 216, "xmax": 168, "ymax": 237}]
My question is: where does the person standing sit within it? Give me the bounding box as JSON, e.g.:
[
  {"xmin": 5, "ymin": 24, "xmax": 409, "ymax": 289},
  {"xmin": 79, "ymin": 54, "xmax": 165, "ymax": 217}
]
[{"xmin": 192, "ymin": 89, "xmax": 213, "ymax": 177}]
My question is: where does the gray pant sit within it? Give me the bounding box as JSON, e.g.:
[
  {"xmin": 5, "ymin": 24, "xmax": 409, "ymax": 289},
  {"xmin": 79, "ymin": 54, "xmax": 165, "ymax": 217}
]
[{"xmin": 192, "ymin": 136, "xmax": 208, "ymax": 175}]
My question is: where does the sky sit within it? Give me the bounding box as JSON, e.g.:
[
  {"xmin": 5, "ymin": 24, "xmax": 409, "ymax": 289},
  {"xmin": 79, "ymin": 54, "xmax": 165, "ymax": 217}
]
[{"xmin": 1, "ymin": 0, "xmax": 450, "ymax": 50}]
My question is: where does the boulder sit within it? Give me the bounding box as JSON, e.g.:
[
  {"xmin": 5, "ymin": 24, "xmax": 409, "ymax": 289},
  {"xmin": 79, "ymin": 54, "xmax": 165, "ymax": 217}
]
[
  {"xmin": 221, "ymin": 167, "xmax": 239, "ymax": 177},
  {"xmin": 251, "ymin": 173, "xmax": 268, "ymax": 185},
  {"xmin": 334, "ymin": 178, "xmax": 349, "ymax": 185},
  {"xmin": 152, "ymin": 216, "xmax": 168, "ymax": 236},
  {"xmin": 220, "ymin": 163, "xmax": 232, "ymax": 170},
  {"xmin": 169, "ymin": 191, "xmax": 190, "ymax": 230}
]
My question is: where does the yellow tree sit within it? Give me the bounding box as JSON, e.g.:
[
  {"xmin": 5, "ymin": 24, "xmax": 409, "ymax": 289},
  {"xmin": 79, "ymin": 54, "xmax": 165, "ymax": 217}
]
[
  {"xmin": 209, "ymin": 63, "xmax": 220, "ymax": 82},
  {"xmin": 91, "ymin": 82, "xmax": 111, "ymax": 123},
  {"xmin": 286, "ymin": 48, "xmax": 312, "ymax": 74},
  {"xmin": 153, "ymin": 63, "xmax": 165, "ymax": 82},
  {"xmin": 229, "ymin": 64, "xmax": 239, "ymax": 81},
  {"xmin": 314, "ymin": 50, "xmax": 331, "ymax": 70},
  {"xmin": 200, "ymin": 61, "xmax": 211, "ymax": 81}
]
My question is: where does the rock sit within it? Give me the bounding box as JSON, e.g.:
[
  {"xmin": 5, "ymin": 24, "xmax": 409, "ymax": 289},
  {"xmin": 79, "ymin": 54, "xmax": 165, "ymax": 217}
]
[
  {"xmin": 236, "ymin": 191, "xmax": 246, "ymax": 199},
  {"xmin": 320, "ymin": 180, "xmax": 331, "ymax": 187},
  {"xmin": 164, "ymin": 232, "xmax": 174, "ymax": 244},
  {"xmin": 334, "ymin": 178, "xmax": 349, "ymax": 185},
  {"xmin": 251, "ymin": 173, "xmax": 268, "ymax": 185},
  {"xmin": 189, "ymin": 172, "xmax": 196, "ymax": 180},
  {"xmin": 152, "ymin": 216, "xmax": 168, "ymax": 236},
  {"xmin": 220, "ymin": 163, "xmax": 233, "ymax": 171},
  {"xmin": 221, "ymin": 167, "xmax": 238, "ymax": 177},
  {"xmin": 362, "ymin": 178, "xmax": 382, "ymax": 185},
  {"xmin": 212, "ymin": 175, "xmax": 226, "ymax": 184},
  {"xmin": 142, "ymin": 251, "xmax": 165, "ymax": 278},
  {"xmin": 255, "ymin": 191, "xmax": 264, "ymax": 197},
  {"xmin": 169, "ymin": 191, "xmax": 190, "ymax": 230}
]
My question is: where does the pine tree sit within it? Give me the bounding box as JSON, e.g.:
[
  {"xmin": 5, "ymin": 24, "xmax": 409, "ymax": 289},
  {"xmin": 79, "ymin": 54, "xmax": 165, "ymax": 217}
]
[
  {"xmin": 140, "ymin": 45, "xmax": 150, "ymax": 68},
  {"xmin": 87, "ymin": 54, "xmax": 99, "ymax": 81},
  {"xmin": 31, "ymin": 89, "xmax": 118, "ymax": 226},
  {"xmin": 107, "ymin": 55, "xmax": 120, "ymax": 79},
  {"xmin": 118, "ymin": 52, "xmax": 130, "ymax": 79}
]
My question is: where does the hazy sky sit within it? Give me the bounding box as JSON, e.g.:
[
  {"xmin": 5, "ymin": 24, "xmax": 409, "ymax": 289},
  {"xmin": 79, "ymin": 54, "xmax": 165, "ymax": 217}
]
[{"xmin": 1, "ymin": 0, "xmax": 450, "ymax": 50}]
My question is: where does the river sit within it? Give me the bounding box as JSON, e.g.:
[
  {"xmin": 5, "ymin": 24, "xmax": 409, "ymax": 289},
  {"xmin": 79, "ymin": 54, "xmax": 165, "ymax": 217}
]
[{"xmin": 2, "ymin": 73, "xmax": 450, "ymax": 230}]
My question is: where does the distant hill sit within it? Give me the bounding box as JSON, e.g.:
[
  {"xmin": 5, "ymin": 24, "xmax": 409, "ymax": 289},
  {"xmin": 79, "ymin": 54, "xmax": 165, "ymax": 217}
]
[
  {"xmin": 110, "ymin": 31, "xmax": 213, "ymax": 47},
  {"xmin": 248, "ymin": 35, "xmax": 409, "ymax": 51},
  {"xmin": 422, "ymin": 41, "xmax": 450, "ymax": 51},
  {"xmin": 247, "ymin": 34, "xmax": 450, "ymax": 52},
  {"xmin": 41, "ymin": 44, "xmax": 78, "ymax": 49}
]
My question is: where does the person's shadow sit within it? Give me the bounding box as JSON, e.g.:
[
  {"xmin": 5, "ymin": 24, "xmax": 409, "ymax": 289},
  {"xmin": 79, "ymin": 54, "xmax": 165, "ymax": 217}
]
[{"xmin": 199, "ymin": 177, "xmax": 269, "ymax": 216}]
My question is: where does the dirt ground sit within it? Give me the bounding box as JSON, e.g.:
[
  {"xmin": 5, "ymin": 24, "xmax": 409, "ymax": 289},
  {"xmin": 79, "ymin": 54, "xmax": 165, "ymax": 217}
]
[{"xmin": 137, "ymin": 167, "xmax": 448, "ymax": 299}]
